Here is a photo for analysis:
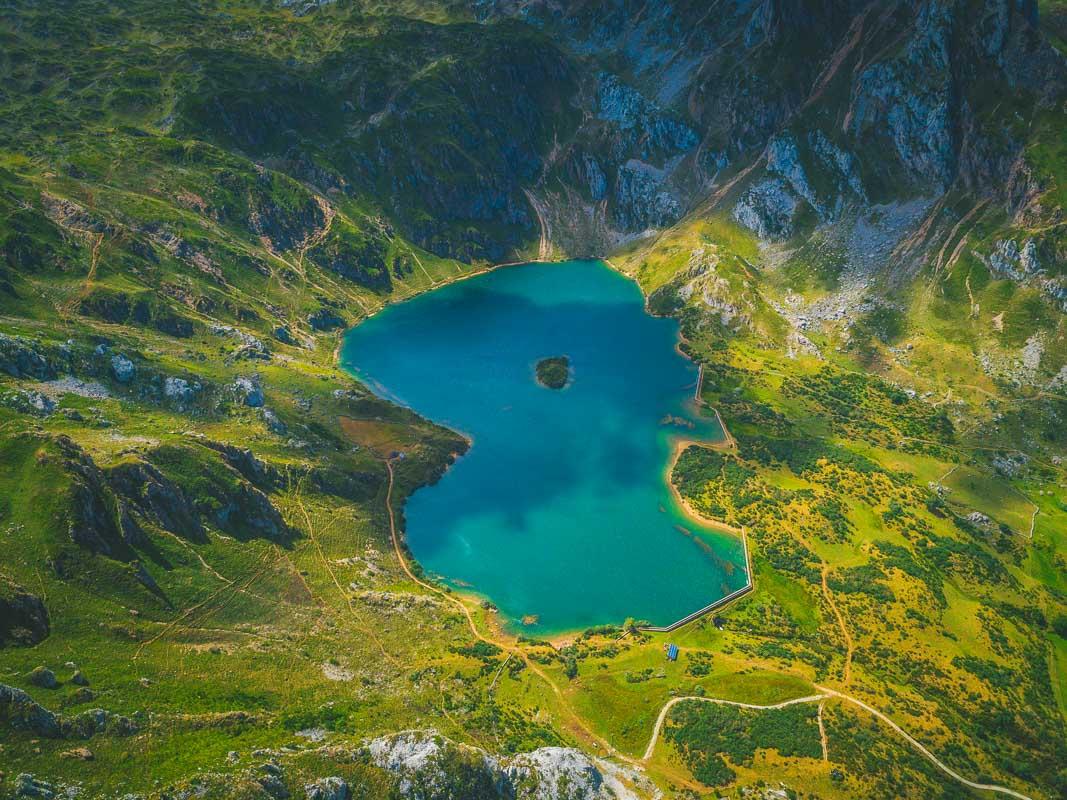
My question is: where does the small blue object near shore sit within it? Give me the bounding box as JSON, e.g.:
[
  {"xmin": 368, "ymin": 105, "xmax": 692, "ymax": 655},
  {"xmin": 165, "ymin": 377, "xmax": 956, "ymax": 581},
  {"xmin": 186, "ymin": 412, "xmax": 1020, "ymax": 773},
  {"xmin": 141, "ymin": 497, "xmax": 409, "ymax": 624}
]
[{"xmin": 667, "ymin": 644, "xmax": 678, "ymax": 662}]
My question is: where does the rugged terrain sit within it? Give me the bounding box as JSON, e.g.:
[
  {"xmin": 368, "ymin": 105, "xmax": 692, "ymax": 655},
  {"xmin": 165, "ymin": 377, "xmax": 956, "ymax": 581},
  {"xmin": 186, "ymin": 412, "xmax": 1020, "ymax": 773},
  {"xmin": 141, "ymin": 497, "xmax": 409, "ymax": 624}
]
[{"xmin": 0, "ymin": 1, "xmax": 1065, "ymax": 798}]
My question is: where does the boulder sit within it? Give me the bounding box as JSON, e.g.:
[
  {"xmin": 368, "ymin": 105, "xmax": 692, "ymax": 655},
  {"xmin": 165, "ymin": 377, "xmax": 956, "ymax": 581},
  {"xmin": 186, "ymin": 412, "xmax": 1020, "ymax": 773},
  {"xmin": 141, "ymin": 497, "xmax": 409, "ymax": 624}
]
[
  {"xmin": 27, "ymin": 667, "xmax": 58, "ymax": 690},
  {"xmin": 0, "ymin": 578, "xmax": 50, "ymax": 645},
  {"xmin": 1, "ymin": 390, "xmax": 56, "ymax": 417},
  {"xmin": 110, "ymin": 354, "xmax": 135, "ymax": 383},
  {"xmin": 163, "ymin": 376, "xmax": 197, "ymax": 403},
  {"xmin": 234, "ymin": 377, "xmax": 265, "ymax": 408},
  {"xmin": 257, "ymin": 773, "xmax": 289, "ymax": 800},
  {"xmin": 70, "ymin": 687, "xmax": 95, "ymax": 704}
]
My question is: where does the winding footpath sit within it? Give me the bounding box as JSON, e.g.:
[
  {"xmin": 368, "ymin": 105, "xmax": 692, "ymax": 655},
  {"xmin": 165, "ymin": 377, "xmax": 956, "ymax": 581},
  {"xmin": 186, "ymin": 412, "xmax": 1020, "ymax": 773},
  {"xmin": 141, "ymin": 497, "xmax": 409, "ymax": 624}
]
[
  {"xmin": 642, "ymin": 693, "xmax": 828, "ymax": 760},
  {"xmin": 381, "ymin": 458, "xmax": 627, "ymax": 762},
  {"xmin": 374, "ymin": 370, "xmax": 1036, "ymax": 800},
  {"xmin": 641, "ymin": 689, "xmax": 1035, "ymax": 800}
]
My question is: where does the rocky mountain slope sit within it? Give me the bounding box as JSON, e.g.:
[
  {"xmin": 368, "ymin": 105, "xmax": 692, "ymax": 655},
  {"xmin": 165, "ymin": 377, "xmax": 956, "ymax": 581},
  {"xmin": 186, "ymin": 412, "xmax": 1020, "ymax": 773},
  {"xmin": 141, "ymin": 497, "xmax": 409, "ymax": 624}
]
[{"xmin": 0, "ymin": 1, "xmax": 1065, "ymax": 798}]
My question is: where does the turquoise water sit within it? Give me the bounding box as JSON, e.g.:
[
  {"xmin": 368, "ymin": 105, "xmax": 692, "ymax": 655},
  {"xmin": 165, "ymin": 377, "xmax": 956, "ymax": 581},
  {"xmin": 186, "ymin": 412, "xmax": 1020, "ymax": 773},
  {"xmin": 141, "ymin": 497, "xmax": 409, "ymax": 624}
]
[{"xmin": 340, "ymin": 260, "xmax": 747, "ymax": 633}]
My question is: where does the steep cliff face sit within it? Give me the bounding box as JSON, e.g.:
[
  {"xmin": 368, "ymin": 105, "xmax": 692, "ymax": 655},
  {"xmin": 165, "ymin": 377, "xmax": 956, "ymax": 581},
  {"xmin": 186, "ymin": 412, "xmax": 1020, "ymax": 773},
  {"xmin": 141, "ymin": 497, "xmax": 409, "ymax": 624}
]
[{"xmin": 473, "ymin": 0, "xmax": 1063, "ymax": 270}]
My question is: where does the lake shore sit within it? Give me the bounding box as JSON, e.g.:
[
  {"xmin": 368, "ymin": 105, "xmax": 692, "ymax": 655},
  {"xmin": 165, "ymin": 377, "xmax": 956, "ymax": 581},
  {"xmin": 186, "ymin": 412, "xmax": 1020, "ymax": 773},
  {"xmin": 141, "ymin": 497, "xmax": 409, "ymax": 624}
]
[{"xmin": 339, "ymin": 256, "xmax": 750, "ymax": 638}]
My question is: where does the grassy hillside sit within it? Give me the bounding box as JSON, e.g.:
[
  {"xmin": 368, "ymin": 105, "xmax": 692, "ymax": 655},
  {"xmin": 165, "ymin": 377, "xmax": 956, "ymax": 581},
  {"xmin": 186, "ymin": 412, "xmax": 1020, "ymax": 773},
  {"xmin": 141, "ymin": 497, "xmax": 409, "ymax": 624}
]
[{"xmin": 0, "ymin": 1, "xmax": 1065, "ymax": 799}]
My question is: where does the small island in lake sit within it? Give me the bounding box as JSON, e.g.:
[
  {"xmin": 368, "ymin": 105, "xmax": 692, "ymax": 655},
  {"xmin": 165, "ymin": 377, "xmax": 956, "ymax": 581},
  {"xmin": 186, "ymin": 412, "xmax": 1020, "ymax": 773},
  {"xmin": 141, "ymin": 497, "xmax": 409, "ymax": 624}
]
[{"xmin": 535, "ymin": 356, "xmax": 570, "ymax": 389}]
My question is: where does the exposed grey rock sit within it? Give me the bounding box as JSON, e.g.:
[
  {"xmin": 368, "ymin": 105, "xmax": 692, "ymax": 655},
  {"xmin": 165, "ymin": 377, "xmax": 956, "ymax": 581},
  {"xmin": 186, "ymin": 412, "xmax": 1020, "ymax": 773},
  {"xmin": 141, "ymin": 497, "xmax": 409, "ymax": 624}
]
[
  {"xmin": 262, "ymin": 408, "xmax": 287, "ymax": 435},
  {"xmin": 847, "ymin": 2, "xmax": 957, "ymax": 188},
  {"xmin": 14, "ymin": 774, "xmax": 55, "ymax": 800},
  {"xmin": 364, "ymin": 730, "xmax": 645, "ymax": 799},
  {"xmin": 46, "ymin": 434, "xmax": 133, "ymax": 557},
  {"xmin": 304, "ymin": 777, "xmax": 349, "ymax": 800},
  {"xmin": 597, "ymin": 73, "xmax": 696, "ymax": 159},
  {"xmin": 110, "ymin": 354, "xmax": 135, "ymax": 383},
  {"xmin": 106, "ymin": 458, "xmax": 206, "ymax": 543},
  {"xmin": 573, "ymin": 153, "xmax": 606, "ymax": 201},
  {"xmin": 281, "ymin": 0, "xmax": 337, "ymax": 17},
  {"xmin": 0, "ymin": 684, "xmax": 62, "ymax": 737},
  {"xmin": 1, "ymin": 389, "xmax": 56, "ymax": 417},
  {"xmin": 41, "ymin": 377, "xmax": 110, "ymax": 401},
  {"xmin": 765, "ymin": 132, "xmax": 822, "ymax": 217},
  {"xmin": 258, "ymin": 774, "xmax": 290, "ymax": 800},
  {"xmin": 295, "ymin": 727, "xmax": 327, "ymax": 743},
  {"xmin": 733, "ymin": 179, "xmax": 798, "ymax": 239},
  {"xmin": 70, "ymin": 687, "xmax": 95, "ymax": 704},
  {"xmin": 808, "ymin": 130, "xmax": 866, "ymax": 205},
  {"xmin": 63, "ymin": 707, "xmax": 140, "ymax": 738},
  {"xmin": 234, "ymin": 376, "xmax": 265, "ymax": 408},
  {"xmin": 0, "ymin": 334, "xmax": 56, "ymax": 380},
  {"xmin": 163, "ymin": 377, "xmax": 197, "ymax": 402},
  {"xmin": 193, "ymin": 439, "xmax": 279, "ymax": 491},
  {"xmin": 212, "ymin": 324, "xmax": 272, "ymax": 361},
  {"xmin": 612, "ymin": 160, "xmax": 681, "ymax": 230}
]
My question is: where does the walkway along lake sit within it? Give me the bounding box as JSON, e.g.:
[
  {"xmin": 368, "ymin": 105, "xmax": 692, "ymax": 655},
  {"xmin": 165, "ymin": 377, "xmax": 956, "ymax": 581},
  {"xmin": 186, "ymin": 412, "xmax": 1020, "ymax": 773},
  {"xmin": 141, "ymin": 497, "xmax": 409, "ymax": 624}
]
[{"xmin": 340, "ymin": 259, "xmax": 748, "ymax": 634}]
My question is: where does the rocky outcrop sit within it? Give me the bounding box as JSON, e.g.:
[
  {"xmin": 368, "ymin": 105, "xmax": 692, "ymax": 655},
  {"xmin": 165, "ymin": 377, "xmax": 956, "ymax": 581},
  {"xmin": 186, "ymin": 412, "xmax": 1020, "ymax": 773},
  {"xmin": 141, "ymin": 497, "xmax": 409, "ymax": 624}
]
[
  {"xmin": 0, "ymin": 578, "xmax": 50, "ymax": 646},
  {"xmin": 0, "ymin": 334, "xmax": 57, "ymax": 380},
  {"xmin": 0, "ymin": 684, "xmax": 62, "ymax": 737},
  {"xmin": 105, "ymin": 459, "xmax": 207, "ymax": 544},
  {"xmin": 304, "ymin": 777, "xmax": 350, "ymax": 800},
  {"xmin": 306, "ymin": 221, "xmax": 392, "ymax": 292},
  {"xmin": 0, "ymin": 684, "xmax": 138, "ymax": 740},
  {"xmin": 363, "ymin": 730, "xmax": 648, "ymax": 799},
  {"xmin": 733, "ymin": 179, "xmax": 799, "ymax": 240},
  {"xmin": 50, "ymin": 435, "xmax": 139, "ymax": 557},
  {"xmin": 307, "ymin": 308, "xmax": 346, "ymax": 332},
  {"xmin": 78, "ymin": 288, "xmax": 195, "ymax": 338},
  {"xmin": 233, "ymin": 376, "xmax": 265, "ymax": 408},
  {"xmin": 193, "ymin": 438, "xmax": 281, "ymax": 491}
]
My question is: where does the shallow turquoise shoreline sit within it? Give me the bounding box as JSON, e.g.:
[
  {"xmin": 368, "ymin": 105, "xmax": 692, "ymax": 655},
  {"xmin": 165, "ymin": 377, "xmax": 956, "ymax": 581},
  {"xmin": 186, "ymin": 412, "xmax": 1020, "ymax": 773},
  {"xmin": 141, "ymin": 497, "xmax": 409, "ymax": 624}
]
[{"xmin": 340, "ymin": 259, "xmax": 748, "ymax": 634}]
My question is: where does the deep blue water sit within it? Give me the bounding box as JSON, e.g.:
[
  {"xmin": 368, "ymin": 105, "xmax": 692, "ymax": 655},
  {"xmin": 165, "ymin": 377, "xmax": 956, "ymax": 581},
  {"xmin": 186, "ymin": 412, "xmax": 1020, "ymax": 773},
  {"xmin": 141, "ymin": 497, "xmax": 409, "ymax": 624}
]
[{"xmin": 340, "ymin": 260, "xmax": 747, "ymax": 633}]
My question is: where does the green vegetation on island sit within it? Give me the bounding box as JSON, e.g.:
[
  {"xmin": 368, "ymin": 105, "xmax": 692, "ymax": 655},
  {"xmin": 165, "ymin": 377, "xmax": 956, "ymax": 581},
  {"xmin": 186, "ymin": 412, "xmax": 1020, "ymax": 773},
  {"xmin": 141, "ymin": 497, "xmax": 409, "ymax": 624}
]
[{"xmin": 535, "ymin": 356, "xmax": 570, "ymax": 389}]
